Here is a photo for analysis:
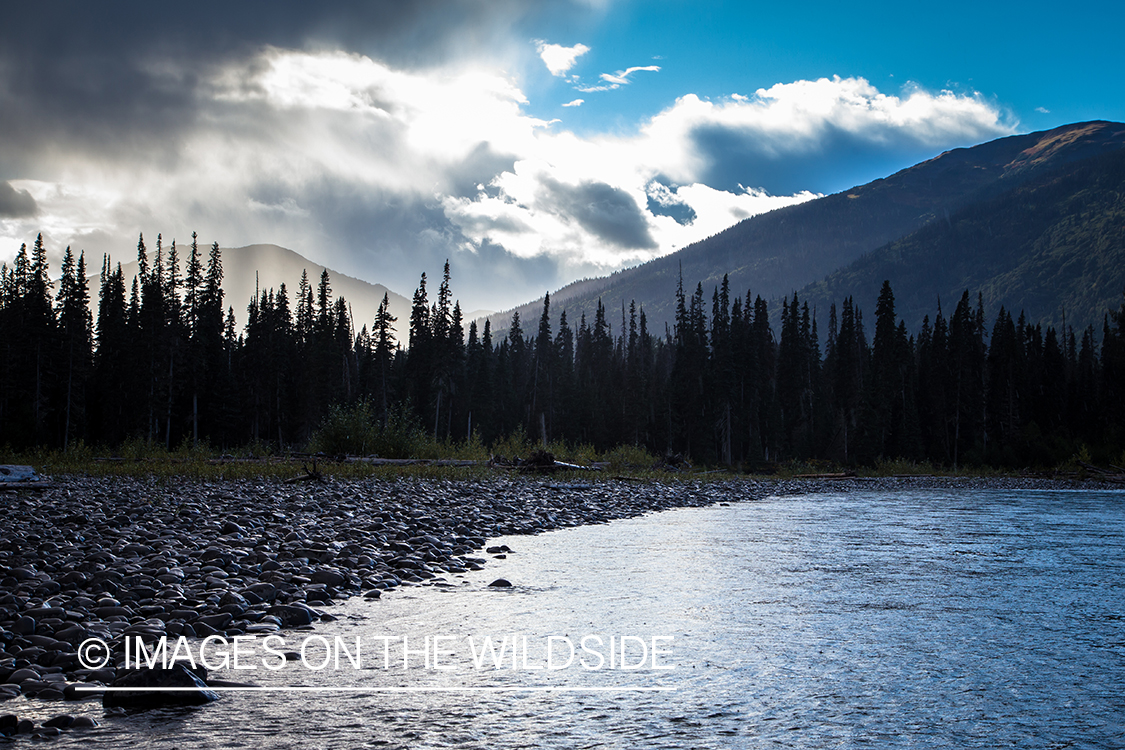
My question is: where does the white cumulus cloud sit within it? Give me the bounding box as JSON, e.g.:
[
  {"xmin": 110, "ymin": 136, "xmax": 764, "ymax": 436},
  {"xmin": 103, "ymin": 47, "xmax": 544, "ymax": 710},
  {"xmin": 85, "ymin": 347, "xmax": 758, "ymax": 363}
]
[
  {"xmin": 577, "ymin": 64, "xmax": 661, "ymax": 92},
  {"xmin": 536, "ymin": 41, "xmax": 590, "ymax": 77},
  {"xmin": 443, "ymin": 75, "xmax": 1014, "ymax": 273},
  {"xmin": 0, "ymin": 54, "xmax": 1016, "ymax": 312}
]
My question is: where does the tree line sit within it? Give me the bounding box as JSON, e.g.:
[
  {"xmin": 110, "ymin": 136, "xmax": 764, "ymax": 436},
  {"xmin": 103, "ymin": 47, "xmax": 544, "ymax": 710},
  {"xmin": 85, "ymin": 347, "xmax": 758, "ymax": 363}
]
[{"xmin": 2, "ymin": 232, "xmax": 1124, "ymax": 467}]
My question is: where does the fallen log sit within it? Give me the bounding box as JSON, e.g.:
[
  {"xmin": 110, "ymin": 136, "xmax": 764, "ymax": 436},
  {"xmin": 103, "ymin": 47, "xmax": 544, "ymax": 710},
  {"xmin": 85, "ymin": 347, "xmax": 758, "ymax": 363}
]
[
  {"xmin": 1078, "ymin": 460, "xmax": 1112, "ymax": 474},
  {"xmin": 0, "ymin": 482, "xmax": 55, "ymax": 492},
  {"xmin": 488, "ymin": 451, "xmax": 601, "ymax": 473},
  {"xmin": 345, "ymin": 457, "xmax": 480, "ymax": 466},
  {"xmin": 651, "ymin": 454, "xmax": 692, "ymax": 472}
]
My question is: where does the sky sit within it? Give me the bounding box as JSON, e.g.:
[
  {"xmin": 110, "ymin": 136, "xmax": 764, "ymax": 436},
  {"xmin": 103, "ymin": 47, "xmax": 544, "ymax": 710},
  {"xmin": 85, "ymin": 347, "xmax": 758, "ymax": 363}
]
[{"xmin": 1, "ymin": 0, "xmax": 1122, "ymax": 314}]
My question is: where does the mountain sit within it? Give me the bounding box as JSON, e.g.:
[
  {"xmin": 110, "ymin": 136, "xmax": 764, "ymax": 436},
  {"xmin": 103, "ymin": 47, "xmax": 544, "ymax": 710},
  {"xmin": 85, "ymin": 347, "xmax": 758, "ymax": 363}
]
[
  {"xmin": 483, "ymin": 121, "xmax": 1125, "ymax": 335},
  {"xmin": 799, "ymin": 146, "xmax": 1125, "ymax": 331},
  {"xmin": 91, "ymin": 243, "xmax": 412, "ymax": 336}
]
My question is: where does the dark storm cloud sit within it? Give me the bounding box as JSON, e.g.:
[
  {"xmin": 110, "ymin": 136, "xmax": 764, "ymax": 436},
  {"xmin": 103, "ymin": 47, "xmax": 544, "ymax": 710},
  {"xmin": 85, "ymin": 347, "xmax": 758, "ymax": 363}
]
[
  {"xmin": 444, "ymin": 143, "xmax": 520, "ymax": 200},
  {"xmin": 0, "ymin": 182, "xmax": 38, "ymax": 218},
  {"xmin": 0, "ymin": 1, "xmax": 536, "ymax": 175},
  {"xmin": 691, "ymin": 122, "xmax": 983, "ymax": 196},
  {"xmin": 541, "ymin": 178, "xmax": 657, "ymax": 250},
  {"xmin": 270, "ymin": 183, "xmax": 565, "ymax": 311}
]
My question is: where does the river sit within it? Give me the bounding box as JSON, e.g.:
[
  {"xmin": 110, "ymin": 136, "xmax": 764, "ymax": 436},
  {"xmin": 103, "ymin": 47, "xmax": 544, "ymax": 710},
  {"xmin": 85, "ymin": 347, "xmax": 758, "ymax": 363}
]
[{"xmin": 18, "ymin": 487, "xmax": 1125, "ymax": 748}]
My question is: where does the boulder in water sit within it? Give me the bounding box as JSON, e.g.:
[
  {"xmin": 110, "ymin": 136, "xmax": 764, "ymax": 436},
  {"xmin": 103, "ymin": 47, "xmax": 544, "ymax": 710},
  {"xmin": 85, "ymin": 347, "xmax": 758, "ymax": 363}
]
[{"xmin": 102, "ymin": 664, "xmax": 219, "ymax": 709}]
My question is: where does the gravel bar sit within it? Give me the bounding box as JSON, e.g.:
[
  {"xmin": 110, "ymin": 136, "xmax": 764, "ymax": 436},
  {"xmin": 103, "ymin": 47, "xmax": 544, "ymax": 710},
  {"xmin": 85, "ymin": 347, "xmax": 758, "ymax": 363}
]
[{"xmin": 0, "ymin": 474, "xmax": 1115, "ymax": 734}]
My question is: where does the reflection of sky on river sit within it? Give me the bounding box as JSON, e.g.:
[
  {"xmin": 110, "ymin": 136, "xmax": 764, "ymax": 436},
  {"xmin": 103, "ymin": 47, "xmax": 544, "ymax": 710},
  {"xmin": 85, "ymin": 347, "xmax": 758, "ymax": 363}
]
[{"xmin": 18, "ymin": 488, "xmax": 1125, "ymax": 748}]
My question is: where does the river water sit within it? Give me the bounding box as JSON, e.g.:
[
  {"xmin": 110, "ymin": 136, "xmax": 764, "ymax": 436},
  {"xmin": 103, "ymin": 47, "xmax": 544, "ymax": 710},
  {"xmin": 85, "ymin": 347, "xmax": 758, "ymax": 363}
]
[{"xmin": 20, "ymin": 487, "xmax": 1125, "ymax": 748}]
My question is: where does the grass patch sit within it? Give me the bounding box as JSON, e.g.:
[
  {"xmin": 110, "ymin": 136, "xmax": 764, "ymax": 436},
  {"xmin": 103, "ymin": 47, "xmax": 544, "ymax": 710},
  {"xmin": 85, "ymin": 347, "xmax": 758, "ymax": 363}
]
[{"xmin": 7, "ymin": 432, "xmax": 1053, "ymax": 483}]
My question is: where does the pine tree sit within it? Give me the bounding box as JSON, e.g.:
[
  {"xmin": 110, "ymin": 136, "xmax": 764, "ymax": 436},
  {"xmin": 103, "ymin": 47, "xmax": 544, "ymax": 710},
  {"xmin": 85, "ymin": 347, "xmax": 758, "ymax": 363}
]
[
  {"xmin": 532, "ymin": 292, "xmax": 554, "ymax": 443},
  {"xmin": 948, "ymin": 290, "xmax": 986, "ymax": 468},
  {"xmin": 373, "ymin": 292, "xmax": 398, "ymax": 422},
  {"xmin": 92, "ymin": 257, "xmax": 130, "ymax": 444},
  {"xmin": 871, "ymin": 280, "xmax": 912, "ymax": 458},
  {"xmin": 55, "ymin": 247, "xmax": 92, "ymax": 448}
]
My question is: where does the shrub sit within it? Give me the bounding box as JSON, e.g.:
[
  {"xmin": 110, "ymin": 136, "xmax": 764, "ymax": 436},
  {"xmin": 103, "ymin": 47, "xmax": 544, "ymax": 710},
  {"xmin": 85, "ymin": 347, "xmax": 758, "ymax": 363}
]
[
  {"xmin": 371, "ymin": 402, "xmax": 428, "ymax": 459},
  {"xmin": 601, "ymin": 444, "xmax": 657, "ymax": 471},
  {"xmin": 308, "ymin": 401, "xmax": 379, "ymax": 456}
]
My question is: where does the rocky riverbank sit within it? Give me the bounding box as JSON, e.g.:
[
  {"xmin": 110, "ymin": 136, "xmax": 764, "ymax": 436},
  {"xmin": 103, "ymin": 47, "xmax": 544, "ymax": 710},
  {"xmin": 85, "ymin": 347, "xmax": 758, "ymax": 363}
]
[{"xmin": 0, "ymin": 473, "xmax": 1115, "ymax": 735}]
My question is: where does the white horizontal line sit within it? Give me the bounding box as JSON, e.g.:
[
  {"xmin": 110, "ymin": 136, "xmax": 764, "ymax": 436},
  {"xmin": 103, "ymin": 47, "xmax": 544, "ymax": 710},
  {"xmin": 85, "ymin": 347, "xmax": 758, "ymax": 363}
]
[{"xmin": 79, "ymin": 686, "xmax": 677, "ymax": 693}]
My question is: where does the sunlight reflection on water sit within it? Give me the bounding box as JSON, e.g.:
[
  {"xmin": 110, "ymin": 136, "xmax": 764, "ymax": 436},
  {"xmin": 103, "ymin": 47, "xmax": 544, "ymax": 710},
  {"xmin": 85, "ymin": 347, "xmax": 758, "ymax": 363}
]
[{"xmin": 23, "ymin": 488, "xmax": 1125, "ymax": 748}]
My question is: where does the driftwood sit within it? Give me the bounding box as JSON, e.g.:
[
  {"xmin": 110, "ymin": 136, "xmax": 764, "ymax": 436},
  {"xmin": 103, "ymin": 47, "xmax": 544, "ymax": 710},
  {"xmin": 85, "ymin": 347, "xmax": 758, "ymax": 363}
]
[
  {"xmin": 793, "ymin": 471, "xmax": 857, "ymax": 479},
  {"xmin": 284, "ymin": 460, "xmax": 325, "ymax": 484},
  {"xmin": 347, "ymin": 457, "xmax": 479, "ymax": 467},
  {"xmin": 1076, "ymin": 460, "xmax": 1125, "ymax": 483},
  {"xmin": 0, "ymin": 465, "xmax": 52, "ymax": 490},
  {"xmin": 651, "ymin": 454, "xmax": 692, "ymax": 472},
  {"xmin": 0, "ymin": 465, "xmax": 40, "ymax": 482},
  {"xmin": 0, "ymin": 482, "xmax": 55, "ymax": 492},
  {"xmin": 489, "ymin": 450, "xmax": 602, "ymax": 473}
]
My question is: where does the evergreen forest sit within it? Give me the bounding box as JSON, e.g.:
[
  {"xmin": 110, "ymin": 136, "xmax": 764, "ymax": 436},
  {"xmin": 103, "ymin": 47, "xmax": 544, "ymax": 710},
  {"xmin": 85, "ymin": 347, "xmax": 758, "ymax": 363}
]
[{"xmin": 2, "ymin": 232, "xmax": 1124, "ymax": 469}]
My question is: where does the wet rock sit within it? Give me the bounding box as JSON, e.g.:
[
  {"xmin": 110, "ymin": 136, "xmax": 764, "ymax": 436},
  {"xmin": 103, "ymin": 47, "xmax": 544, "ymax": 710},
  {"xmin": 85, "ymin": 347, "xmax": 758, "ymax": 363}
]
[
  {"xmin": 488, "ymin": 579, "xmax": 513, "ymax": 588},
  {"xmin": 103, "ymin": 664, "xmax": 219, "ymax": 709},
  {"xmin": 310, "ymin": 569, "xmax": 346, "ymax": 587},
  {"xmin": 220, "ymin": 521, "xmax": 245, "ymax": 535},
  {"xmin": 63, "ymin": 682, "xmax": 100, "ymax": 701},
  {"xmin": 8, "ymin": 668, "xmax": 42, "ymax": 683},
  {"xmin": 41, "ymin": 715, "xmax": 73, "ymax": 728},
  {"xmin": 268, "ymin": 604, "xmax": 315, "ymax": 627}
]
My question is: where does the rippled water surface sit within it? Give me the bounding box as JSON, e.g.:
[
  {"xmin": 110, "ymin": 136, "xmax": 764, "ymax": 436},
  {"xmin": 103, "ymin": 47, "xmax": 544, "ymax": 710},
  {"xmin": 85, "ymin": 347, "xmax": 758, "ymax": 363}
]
[{"xmin": 23, "ymin": 488, "xmax": 1125, "ymax": 748}]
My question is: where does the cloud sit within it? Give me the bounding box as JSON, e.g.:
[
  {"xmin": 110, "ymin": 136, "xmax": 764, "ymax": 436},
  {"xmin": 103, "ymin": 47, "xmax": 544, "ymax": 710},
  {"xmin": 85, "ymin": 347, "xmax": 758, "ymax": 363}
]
[
  {"xmin": 1035, "ymin": 106, "xmax": 1050, "ymax": 114},
  {"xmin": 443, "ymin": 75, "xmax": 1013, "ymax": 274},
  {"xmin": 0, "ymin": 12, "xmax": 1017, "ymax": 314},
  {"xmin": 600, "ymin": 65, "xmax": 661, "ymax": 86},
  {"xmin": 642, "ymin": 77, "xmax": 1016, "ymax": 194},
  {"xmin": 562, "ymin": 99, "xmax": 585, "ymax": 107},
  {"xmin": 0, "ymin": 46, "xmax": 546, "ymax": 302},
  {"xmin": 0, "ymin": 181, "xmax": 38, "ymax": 218},
  {"xmin": 536, "ymin": 41, "xmax": 590, "ymax": 77},
  {"xmin": 540, "ymin": 178, "xmax": 656, "ymax": 250},
  {"xmin": 0, "ymin": 2, "xmax": 540, "ymax": 177},
  {"xmin": 577, "ymin": 65, "xmax": 661, "ymax": 92}
]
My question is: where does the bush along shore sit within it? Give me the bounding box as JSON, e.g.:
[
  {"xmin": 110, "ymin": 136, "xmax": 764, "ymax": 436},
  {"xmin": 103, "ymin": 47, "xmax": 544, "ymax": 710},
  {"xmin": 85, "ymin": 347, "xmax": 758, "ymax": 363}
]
[{"xmin": 0, "ymin": 474, "xmax": 1116, "ymax": 736}]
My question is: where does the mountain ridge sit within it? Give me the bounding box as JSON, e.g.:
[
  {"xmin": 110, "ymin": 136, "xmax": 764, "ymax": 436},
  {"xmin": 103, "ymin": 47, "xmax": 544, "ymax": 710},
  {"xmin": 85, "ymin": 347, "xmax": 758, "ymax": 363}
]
[
  {"xmin": 90, "ymin": 243, "xmax": 413, "ymax": 336},
  {"xmin": 798, "ymin": 146, "xmax": 1125, "ymax": 331},
  {"xmin": 481, "ymin": 120, "xmax": 1125, "ymax": 335}
]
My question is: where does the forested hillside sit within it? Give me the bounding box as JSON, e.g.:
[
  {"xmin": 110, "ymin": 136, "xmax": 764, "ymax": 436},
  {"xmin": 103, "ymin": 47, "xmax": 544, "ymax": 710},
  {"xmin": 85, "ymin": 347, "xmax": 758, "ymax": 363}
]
[
  {"xmin": 487, "ymin": 121, "xmax": 1125, "ymax": 336},
  {"xmin": 800, "ymin": 147, "xmax": 1125, "ymax": 331}
]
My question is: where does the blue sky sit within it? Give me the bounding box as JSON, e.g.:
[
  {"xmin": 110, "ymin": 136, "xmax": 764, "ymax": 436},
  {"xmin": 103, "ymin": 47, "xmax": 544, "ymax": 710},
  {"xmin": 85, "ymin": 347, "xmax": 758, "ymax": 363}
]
[
  {"xmin": 1, "ymin": 1, "xmax": 1121, "ymax": 313},
  {"xmin": 524, "ymin": 0, "xmax": 1122, "ymax": 141}
]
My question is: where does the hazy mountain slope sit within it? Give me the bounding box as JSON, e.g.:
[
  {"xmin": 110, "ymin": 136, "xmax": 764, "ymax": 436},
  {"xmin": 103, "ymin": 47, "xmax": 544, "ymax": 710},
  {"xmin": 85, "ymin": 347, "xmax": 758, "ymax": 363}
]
[
  {"xmin": 799, "ymin": 148, "xmax": 1125, "ymax": 331},
  {"xmin": 92, "ymin": 243, "xmax": 411, "ymax": 335},
  {"xmin": 485, "ymin": 121, "xmax": 1125, "ymax": 335}
]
